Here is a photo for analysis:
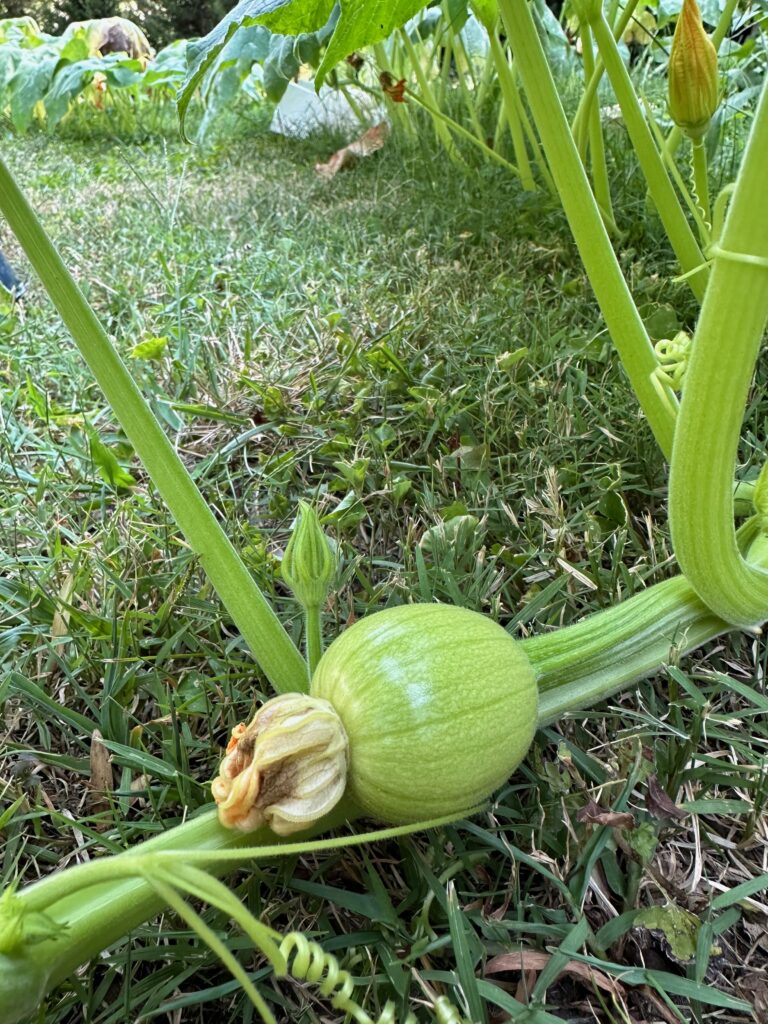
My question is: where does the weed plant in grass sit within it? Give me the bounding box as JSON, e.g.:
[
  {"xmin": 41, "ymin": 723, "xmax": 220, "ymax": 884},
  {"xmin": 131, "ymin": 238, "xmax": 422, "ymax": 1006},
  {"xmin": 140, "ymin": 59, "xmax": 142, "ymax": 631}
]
[{"xmin": 0, "ymin": 122, "xmax": 766, "ymax": 1021}]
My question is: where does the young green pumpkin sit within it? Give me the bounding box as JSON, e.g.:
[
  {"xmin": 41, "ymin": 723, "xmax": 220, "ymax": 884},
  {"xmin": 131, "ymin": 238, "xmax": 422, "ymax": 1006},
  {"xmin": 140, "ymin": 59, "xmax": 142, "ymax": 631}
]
[
  {"xmin": 213, "ymin": 604, "xmax": 538, "ymax": 831},
  {"xmin": 312, "ymin": 604, "xmax": 538, "ymax": 820}
]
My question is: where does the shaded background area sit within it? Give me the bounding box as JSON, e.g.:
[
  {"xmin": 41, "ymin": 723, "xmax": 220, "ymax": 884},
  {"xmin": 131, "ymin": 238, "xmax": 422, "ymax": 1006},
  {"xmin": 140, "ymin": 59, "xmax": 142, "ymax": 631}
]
[{"xmin": 0, "ymin": 0, "xmax": 229, "ymax": 46}]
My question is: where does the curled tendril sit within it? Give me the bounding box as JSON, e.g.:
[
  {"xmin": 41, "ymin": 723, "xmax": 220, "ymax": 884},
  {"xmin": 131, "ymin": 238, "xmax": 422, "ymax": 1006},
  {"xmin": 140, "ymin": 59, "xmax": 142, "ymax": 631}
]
[
  {"xmin": 651, "ymin": 331, "xmax": 692, "ymax": 416},
  {"xmin": 280, "ymin": 931, "xmax": 470, "ymax": 1024},
  {"xmin": 690, "ymin": 142, "xmax": 712, "ymax": 234},
  {"xmin": 130, "ymin": 860, "xmax": 471, "ymax": 1024}
]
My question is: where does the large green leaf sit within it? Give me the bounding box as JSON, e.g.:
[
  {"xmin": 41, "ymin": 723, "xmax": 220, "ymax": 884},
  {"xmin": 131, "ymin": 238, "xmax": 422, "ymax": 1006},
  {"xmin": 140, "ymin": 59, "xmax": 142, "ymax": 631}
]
[
  {"xmin": 316, "ymin": 0, "xmax": 434, "ymax": 80},
  {"xmin": 44, "ymin": 55, "xmax": 143, "ymax": 127},
  {"xmin": 8, "ymin": 52, "xmax": 57, "ymax": 131},
  {"xmin": 142, "ymin": 40, "xmax": 189, "ymax": 89},
  {"xmin": 178, "ymin": 0, "xmax": 434, "ymax": 132},
  {"xmin": 178, "ymin": 0, "xmax": 334, "ymax": 133}
]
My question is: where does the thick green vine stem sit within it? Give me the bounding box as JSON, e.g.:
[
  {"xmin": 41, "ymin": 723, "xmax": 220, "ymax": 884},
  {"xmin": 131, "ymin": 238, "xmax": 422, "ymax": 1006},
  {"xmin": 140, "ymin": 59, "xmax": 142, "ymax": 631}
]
[
  {"xmin": 668, "ymin": 79, "xmax": 768, "ymax": 626},
  {"xmin": 0, "ymin": 155, "xmax": 306, "ymax": 695},
  {"xmin": 571, "ymin": 0, "xmax": 642, "ymax": 154},
  {"xmin": 525, "ymin": 575, "xmax": 727, "ymax": 724},
  {"xmin": 498, "ymin": 0, "xmax": 676, "ymax": 460},
  {"xmin": 0, "ymin": 806, "xmax": 477, "ymax": 1024},
  {"xmin": 587, "ymin": 8, "xmax": 708, "ymax": 301}
]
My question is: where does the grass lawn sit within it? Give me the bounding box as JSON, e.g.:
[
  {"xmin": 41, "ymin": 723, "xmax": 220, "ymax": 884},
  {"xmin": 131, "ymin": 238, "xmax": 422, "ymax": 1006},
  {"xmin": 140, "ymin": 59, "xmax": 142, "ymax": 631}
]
[{"xmin": 1, "ymin": 114, "xmax": 766, "ymax": 1022}]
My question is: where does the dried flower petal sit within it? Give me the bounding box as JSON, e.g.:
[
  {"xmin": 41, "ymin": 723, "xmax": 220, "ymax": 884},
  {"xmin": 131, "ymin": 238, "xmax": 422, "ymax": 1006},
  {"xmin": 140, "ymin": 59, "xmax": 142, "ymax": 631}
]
[{"xmin": 212, "ymin": 693, "xmax": 348, "ymax": 835}]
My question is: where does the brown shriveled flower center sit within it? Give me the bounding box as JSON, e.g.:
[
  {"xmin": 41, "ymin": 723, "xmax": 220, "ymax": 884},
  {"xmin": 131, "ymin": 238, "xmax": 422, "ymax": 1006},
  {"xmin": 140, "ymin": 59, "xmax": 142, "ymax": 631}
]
[{"xmin": 211, "ymin": 694, "xmax": 348, "ymax": 836}]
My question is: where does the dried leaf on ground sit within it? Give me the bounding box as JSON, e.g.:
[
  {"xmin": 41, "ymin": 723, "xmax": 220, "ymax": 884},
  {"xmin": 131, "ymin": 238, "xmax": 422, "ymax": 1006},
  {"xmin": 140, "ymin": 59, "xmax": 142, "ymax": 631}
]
[
  {"xmin": 485, "ymin": 950, "xmax": 625, "ymax": 997},
  {"xmin": 577, "ymin": 798, "xmax": 635, "ymax": 829},
  {"xmin": 88, "ymin": 729, "xmax": 113, "ymax": 814},
  {"xmin": 315, "ymin": 122, "xmax": 389, "ymax": 179},
  {"xmin": 646, "ymin": 775, "xmax": 686, "ymax": 820}
]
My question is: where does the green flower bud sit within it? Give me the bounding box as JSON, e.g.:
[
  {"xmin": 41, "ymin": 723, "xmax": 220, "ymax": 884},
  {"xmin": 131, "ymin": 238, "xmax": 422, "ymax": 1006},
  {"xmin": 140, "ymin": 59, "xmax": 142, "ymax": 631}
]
[
  {"xmin": 668, "ymin": 0, "xmax": 719, "ymax": 140},
  {"xmin": 212, "ymin": 693, "xmax": 348, "ymax": 835},
  {"xmin": 281, "ymin": 502, "xmax": 336, "ymax": 610}
]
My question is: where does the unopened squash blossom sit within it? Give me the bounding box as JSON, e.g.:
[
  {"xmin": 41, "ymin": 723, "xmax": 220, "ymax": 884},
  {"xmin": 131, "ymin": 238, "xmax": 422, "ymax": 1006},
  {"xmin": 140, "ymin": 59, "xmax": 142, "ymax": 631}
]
[{"xmin": 668, "ymin": 0, "xmax": 719, "ymax": 139}]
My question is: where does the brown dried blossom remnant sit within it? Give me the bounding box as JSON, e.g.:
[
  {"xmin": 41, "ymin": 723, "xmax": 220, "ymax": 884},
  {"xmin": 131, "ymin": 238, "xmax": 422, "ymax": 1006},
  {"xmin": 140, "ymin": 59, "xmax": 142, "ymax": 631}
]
[{"xmin": 212, "ymin": 693, "xmax": 348, "ymax": 836}]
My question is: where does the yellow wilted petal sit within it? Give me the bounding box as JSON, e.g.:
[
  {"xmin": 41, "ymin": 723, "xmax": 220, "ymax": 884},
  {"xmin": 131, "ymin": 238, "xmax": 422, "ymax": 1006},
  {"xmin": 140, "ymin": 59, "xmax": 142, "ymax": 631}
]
[{"xmin": 212, "ymin": 693, "xmax": 348, "ymax": 835}]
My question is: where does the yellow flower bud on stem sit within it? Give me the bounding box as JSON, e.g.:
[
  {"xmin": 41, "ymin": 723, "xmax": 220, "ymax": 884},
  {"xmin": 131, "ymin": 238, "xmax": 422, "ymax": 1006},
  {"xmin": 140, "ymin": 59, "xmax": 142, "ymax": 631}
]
[{"xmin": 668, "ymin": 0, "xmax": 719, "ymax": 140}]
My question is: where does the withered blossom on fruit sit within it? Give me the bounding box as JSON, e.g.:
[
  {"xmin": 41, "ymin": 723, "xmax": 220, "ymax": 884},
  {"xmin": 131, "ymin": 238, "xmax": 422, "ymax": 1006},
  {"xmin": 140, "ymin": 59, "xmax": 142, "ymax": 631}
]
[{"xmin": 212, "ymin": 693, "xmax": 348, "ymax": 835}]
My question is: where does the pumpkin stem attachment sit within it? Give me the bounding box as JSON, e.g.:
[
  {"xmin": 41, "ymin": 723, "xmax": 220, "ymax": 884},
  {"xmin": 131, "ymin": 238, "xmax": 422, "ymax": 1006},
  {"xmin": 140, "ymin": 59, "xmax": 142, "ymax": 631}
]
[{"xmin": 212, "ymin": 694, "xmax": 348, "ymax": 835}]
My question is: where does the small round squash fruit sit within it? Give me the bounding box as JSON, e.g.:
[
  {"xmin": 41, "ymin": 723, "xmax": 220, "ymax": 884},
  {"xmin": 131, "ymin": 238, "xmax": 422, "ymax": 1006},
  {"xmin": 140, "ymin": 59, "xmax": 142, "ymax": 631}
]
[{"xmin": 310, "ymin": 603, "xmax": 538, "ymax": 822}]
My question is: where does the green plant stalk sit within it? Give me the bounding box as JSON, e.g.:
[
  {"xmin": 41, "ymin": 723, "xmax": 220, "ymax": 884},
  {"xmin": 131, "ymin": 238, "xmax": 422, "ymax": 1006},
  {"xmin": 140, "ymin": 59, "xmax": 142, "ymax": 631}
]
[
  {"xmin": 668, "ymin": 78, "xmax": 768, "ymax": 626},
  {"xmin": 0, "ymin": 156, "xmax": 307, "ymax": 696},
  {"xmin": 588, "ymin": 10, "xmax": 708, "ymax": 300},
  {"xmin": 580, "ymin": 21, "xmax": 616, "ymax": 232},
  {"xmin": 643, "ymin": 96, "xmax": 709, "ymax": 242},
  {"xmin": 488, "ymin": 30, "xmax": 535, "ymax": 190},
  {"xmin": 448, "ymin": 19, "xmax": 487, "ymax": 145},
  {"xmin": 526, "ymin": 575, "xmax": 728, "ymax": 724},
  {"xmin": 490, "ymin": 39, "xmax": 555, "ymax": 194},
  {"xmin": 437, "ymin": 19, "xmax": 454, "ymax": 105},
  {"xmin": 691, "ymin": 139, "xmax": 711, "ymax": 231},
  {"xmin": 474, "ymin": 24, "xmax": 499, "ymax": 111},
  {"xmin": 514, "ymin": 74, "xmax": 556, "ymax": 194},
  {"xmin": 406, "ymin": 88, "xmax": 522, "ymax": 179},
  {"xmin": 572, "ymin": 0, "xmax": 642, "ymax": 154},
  {"xmin": 497, "ymin": 0, "xmax": 676, "ymax": 460},
  {"xmin": 305, "ymin": 604, "xmax": 323, "ymax": 675},
  {"xmin": 454, "ymin": 46, "xmax": 487, "ymax": 145}
]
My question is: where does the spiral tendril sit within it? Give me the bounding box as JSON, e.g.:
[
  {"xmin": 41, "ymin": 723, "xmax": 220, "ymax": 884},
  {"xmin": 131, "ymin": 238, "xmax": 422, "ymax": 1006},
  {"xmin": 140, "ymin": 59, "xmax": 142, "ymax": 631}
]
[
  {"xmin": 651, "ymin": 330, "xmax": 692, "ymax": 416},
  {"xmin": 280, "ymin": 932, "xmax": 469, "ymax": 1024},
  {"xmin": 689, "ymin": 140, "xmax": 711, "ymax": 234}
]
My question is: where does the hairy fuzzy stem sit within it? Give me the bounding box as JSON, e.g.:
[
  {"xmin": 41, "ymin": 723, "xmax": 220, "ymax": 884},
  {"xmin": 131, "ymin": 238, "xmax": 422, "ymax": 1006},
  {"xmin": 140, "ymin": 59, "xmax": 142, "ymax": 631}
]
[{"xmin": 669, "ymin": 79, "xmax": 768, "ymax": 625}]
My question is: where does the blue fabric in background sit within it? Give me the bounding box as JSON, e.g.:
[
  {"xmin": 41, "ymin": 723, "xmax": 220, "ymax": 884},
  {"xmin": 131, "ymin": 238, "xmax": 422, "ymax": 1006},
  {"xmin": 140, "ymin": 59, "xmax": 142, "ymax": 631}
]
[{"xmin": 0, "ymin": 250, "xmax": 23, "ymax": 296}]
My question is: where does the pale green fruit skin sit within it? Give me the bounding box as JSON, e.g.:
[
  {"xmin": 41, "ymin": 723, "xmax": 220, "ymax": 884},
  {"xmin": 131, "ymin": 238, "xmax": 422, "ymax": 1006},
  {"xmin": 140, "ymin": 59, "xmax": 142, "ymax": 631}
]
[{"xmin": 310, "ymin": 604, "xmax": 538, "ymax": 822}]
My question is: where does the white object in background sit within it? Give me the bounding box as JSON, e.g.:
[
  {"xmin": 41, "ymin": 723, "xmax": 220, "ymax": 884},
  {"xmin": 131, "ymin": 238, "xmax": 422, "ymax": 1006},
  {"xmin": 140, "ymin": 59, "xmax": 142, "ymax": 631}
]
[{"xmin": 270, "ymin": 80, "xmax": 384, "ymax": 139}]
